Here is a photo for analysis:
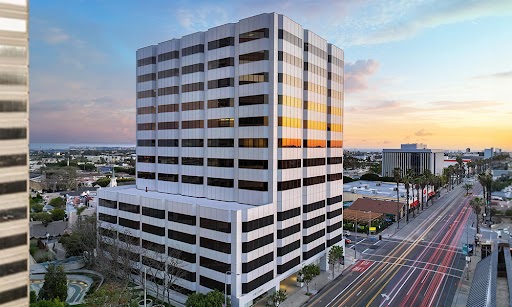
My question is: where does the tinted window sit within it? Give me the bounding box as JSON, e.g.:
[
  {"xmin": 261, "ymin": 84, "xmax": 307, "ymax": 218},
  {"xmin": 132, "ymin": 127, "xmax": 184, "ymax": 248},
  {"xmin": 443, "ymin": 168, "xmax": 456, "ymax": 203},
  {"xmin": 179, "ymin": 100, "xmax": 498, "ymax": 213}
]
[
  {"xmin": 182, "ymin": 175, "xmax": 203, "ymax": 185},
  {"xmin": 0, "ymin": 100, "xmax": 26, "ymax": 112},
  {"xmin": 239, "ymin": 28, "xmax": 269, "ymax": 43},
  {"xmin": 0, "ymin": 180, "xmax": 26, "ymax": 195},
  {"xmin": 238, "ymin": 94, "xmax": 268, "ymax": 106},
  {"xmin": 208, "ymin": 37, "xmax": 234, "ymax": 50},
  {"xmin": 208, "ymin": 57, "xmax": 234, "ymax": 70},
  {"xmin": 238, "ymin": 180, "xmax": 268, "ymax": 191},
  {"xmin": 0, "ymin": 128, "xmax": 26, "ymax": 140},
  {"xmin": 0, "ymin": 154, "xmax": 26, "ymax": 167},
  {"xmin": 182, "ymin": 44, "xmax": 204, "ymax": 56}
]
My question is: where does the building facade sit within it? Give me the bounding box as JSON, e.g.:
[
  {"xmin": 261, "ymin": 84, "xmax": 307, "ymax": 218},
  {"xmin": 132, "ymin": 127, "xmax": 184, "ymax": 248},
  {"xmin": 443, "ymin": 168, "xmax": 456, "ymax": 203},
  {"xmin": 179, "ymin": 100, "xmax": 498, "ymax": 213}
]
[
  {"xmin": 382, "ymin": 144, "xmax": 444, "ymax": 178},
  {"xmin": 98, "ymin": 13, "xmax": 344, "ymax": 307},
  {"xmin": 0, "ymin": 0, "xmax": 29, "ymax": 306}
]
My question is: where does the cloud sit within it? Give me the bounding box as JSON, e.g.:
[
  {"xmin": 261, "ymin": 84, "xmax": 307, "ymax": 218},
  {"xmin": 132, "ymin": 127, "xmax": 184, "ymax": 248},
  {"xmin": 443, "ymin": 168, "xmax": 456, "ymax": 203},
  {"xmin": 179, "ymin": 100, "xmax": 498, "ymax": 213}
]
[
  {"xmin": 414, "ymin": 129, "xmax": 433, "ymax": 137},
  {"xmin": 42, "ymin": 27, "xmax": 70, "ymax": 44},
  {"xmin": 345, "ymin": 0, "xmax": 512, "ymax": 45},
  {"xmin": 345, "ymin": 59, "xmax": 380, "ymax": 92},
  {"xmin": 474, "ymin": 70, "xmax": 512, "ymax": 79}
]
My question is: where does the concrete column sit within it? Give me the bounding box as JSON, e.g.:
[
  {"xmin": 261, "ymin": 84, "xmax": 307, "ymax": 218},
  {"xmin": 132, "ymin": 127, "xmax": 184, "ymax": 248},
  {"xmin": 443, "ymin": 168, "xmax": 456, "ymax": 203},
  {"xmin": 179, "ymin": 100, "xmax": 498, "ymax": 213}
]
[{"xmin": 319, "ymin": 252, "xmax": 328, "ymax": 271}]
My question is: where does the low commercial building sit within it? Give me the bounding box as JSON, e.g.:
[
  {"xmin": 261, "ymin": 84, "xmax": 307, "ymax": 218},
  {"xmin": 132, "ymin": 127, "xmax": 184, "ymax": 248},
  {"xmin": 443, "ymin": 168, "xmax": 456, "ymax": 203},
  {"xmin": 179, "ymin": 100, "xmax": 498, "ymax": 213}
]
[{"xmin": 382, "ymin": 143, "xmax": 444, "ymax": 178}]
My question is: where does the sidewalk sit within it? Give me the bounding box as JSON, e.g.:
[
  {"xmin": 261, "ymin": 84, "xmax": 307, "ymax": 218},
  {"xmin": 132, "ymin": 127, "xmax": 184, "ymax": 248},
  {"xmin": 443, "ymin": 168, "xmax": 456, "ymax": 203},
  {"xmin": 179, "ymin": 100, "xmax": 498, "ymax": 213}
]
[{"xmin": 451, "ymin": 247, "xmax": 480, "ymax": 307}]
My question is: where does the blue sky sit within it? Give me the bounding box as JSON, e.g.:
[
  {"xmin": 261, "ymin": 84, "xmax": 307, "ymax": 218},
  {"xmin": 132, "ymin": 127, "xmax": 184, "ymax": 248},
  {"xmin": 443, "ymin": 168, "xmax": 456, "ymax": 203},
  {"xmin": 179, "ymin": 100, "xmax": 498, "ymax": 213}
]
[{"xmin": 29, "ymin": 0, "xmax": 512, "ymax": 150}]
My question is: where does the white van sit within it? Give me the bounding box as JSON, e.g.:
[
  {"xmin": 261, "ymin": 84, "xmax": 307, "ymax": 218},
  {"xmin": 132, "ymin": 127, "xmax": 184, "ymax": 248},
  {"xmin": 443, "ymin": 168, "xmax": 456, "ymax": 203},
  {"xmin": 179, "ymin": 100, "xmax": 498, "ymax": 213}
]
[{"xmin": 344, "ymin": 230, "xmax": 351, "ymax": 236}]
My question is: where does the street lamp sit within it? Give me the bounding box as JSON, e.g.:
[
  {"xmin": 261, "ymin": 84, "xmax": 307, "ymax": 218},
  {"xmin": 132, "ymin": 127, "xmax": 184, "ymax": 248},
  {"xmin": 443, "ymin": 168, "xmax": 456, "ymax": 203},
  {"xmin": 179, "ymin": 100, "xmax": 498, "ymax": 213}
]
[{"xmin": 224, "ymin": 271, "xmax": 240, "ymax": 307}]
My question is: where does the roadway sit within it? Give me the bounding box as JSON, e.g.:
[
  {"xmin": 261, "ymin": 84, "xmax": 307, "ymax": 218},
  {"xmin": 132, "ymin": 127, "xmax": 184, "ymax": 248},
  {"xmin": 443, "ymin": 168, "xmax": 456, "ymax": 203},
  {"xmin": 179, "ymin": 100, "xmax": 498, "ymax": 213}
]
[{"xmin": 307, "ymin": 184, "xmax": 476, "ymax": 307}]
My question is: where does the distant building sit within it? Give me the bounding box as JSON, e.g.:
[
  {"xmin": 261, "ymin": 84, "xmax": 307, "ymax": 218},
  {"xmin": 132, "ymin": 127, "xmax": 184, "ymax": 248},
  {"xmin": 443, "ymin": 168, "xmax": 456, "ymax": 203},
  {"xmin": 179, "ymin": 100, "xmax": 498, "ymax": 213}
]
[
  {"xmin": 98, "ymin": 13, "xmax": 344, "ymax": 307},
  {"xmin": 0, "ymin": 0, "xmax": 29, "ymax": 305},
  {"xmin": 466, "ymin": 148, "xmax": 471, "ymax": 153},
  {"xmin": 484, "ymin": 148, "xmax": 494, "ymax": 159},
  {"xmin": 382, "ymin": 144, "xmax": 444, "ymax": 177}
]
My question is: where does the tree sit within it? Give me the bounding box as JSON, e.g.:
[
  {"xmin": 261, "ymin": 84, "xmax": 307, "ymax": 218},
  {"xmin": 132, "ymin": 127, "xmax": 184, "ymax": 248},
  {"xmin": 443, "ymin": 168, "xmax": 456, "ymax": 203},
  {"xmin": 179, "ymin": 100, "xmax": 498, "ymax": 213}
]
[
  {"xmin": 403, "ymin": 170, "xmax": 413, "ymax": 222},
  {"xmin": 85, "ymin": 283, "xmax": 138, "ymax": 307},
  {"xmin": 185, "ymin": 289, "xmax": 225, "ymax": 307},
  {"xmin": 267, "ymin": 289, "xmax": 287, "ymax": 307},
  {"xmin": 38, "ymin": 264, "xmax": 68, "ymax": 302},
  {"xmin": 30, "ymin": 290, "xmax": 37, "ymax": 303},
  {"xmin": 419, "ymin": 175, "xmax": 427, "ymax": 211},
  {"xmin": 414, "ymin": 177, "xmax": 421, "ymax": 214},
  {"xmin": 49, "ymin": 197, "xmax": 66, "ymax": 208},
  {"xmin": 30, "ymin": 299, "xmax": 66, "ymax": 307},
  {"xmin": 463, "ymin": 183, "xmax": 473, "ymax": 195},
  {"xmin": 328, "ymin": 245, "xmax": 344, "ymax": 278},
  {"xmin": 360, "ymin": 173, "xmax": 381, "ymax": 181},
  {"xmin": 478, "ymin": 172, "xmax": 493, "ymax": 221},
  {"xmin": 51, "ymin": 208, "xmax": 66, "ymax": 221},
  {"xmin": 299, "ymin": 264, "xmax": 320, "ymax": 295},
  {"xmin": 59, "ymin": 215, "xmax": 97, "ymax": 262},
  {"xmin": 470, "ymin": 197, "xmax": 484, "ymax": 234},
  {"xmin": 393, "ymin": 168, "xmax": 401, "ymax": 228},
  {"xmin": 33, "ymin": 212, "xmax": 53, "ymax": 227}
]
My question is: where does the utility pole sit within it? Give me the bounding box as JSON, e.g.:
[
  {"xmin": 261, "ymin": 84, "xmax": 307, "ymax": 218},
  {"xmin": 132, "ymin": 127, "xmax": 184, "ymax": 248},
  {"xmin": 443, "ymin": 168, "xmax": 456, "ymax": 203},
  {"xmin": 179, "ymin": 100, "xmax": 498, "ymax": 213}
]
[{"xmin": 355, "ymin": 210, "xmax": 358, "ymax": 259}]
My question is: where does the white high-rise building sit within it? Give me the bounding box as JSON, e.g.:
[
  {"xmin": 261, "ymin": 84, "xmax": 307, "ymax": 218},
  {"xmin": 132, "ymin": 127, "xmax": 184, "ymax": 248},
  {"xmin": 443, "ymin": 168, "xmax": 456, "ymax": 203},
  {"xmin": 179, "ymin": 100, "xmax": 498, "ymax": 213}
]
[
  {"xmin": 382, "ymin": 143, "xmax": 444, "ymax": 178},
  {"xmin": 98, "ymin": 13, "xmax": 343, "ymax": 307},
  {"xmin": 0, "ymin": 0, "xmax": 29, "ymax": 306}
]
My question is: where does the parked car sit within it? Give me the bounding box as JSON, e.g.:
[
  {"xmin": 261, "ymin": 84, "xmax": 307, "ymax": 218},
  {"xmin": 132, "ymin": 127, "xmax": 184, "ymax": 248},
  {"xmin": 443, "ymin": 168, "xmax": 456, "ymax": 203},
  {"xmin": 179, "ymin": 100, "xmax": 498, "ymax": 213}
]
[
  {"xmin": 345, "ymin": 238, "xmax": 352, "ymax": 244},
  {"xmin": 344, "ymin": 230, "xmax": 351, "ymax": 236}
]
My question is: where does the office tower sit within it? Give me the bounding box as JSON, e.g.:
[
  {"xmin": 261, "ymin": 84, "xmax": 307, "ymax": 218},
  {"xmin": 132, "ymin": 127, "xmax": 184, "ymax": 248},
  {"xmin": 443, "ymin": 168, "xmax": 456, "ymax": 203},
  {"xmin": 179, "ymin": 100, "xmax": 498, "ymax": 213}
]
[
  {"xmin": 0, "ymin": 0, "xmax": 29, "ymax": 306},
  {"xmin": 98, "ymin": 13, "xmax": 343, "ymax": 307},
  {"xmin": 382, "ymin": 143, "xmax": 444, "ymax": 177}
]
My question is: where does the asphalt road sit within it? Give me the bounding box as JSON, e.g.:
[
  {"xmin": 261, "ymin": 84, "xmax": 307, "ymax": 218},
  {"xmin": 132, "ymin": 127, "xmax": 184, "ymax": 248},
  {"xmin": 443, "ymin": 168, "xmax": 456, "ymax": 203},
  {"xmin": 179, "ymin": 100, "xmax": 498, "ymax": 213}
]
[{"xmin": 307, "ymin": 184, "xmax": 475, "ymax": 307}]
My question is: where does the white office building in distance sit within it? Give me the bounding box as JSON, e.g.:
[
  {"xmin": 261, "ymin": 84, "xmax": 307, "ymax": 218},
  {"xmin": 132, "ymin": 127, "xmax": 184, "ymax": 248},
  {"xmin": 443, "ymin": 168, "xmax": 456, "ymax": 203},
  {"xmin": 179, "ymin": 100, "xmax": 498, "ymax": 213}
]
[
  {"xmin": 0, "ymin": 0, "xmax": 29, "ymax": 306},
  {"xmin": 382, "ymin": 143, "xmax": 444, "ymax": 178},
  {"xmin": 98, "ymin": 13, "xmax": 344, "ymax": 307}
]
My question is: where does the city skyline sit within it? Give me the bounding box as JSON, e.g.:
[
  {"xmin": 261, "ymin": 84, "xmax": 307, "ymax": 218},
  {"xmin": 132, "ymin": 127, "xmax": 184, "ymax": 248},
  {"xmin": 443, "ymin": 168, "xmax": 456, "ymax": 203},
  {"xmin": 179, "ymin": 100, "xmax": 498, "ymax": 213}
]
[{"xmin": 30, "ymin": 0, "xmax": 512, "ymax": 150}]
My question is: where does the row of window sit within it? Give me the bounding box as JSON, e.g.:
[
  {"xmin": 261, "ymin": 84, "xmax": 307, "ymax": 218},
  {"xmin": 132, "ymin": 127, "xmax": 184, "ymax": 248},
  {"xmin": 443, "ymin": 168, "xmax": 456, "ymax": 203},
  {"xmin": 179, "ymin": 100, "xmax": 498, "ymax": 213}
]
[
  {"xmin": 242, "ymin": 215, "xmax": 273, "ymax": 232},
  {"xmin": 303, "ymin": 228, "xmax": 325, "ymax": 244},
  {"xmin": 0, "ymin": 127, "xmax": 26, "ymax": 140},
  {"xmin": 0, "ymin": 233, "xmax": 26, "ymax": 251},
  {"xmin": 169, "ymin": 230, "xmax": 195, "ymax": 245},
  {"xmin": 278, "ymin": 51, "xmax": 302, "ymax": 68},
  {"xmin": 208, "ymin": 37, "xmax": 234, "ymax": 50},
  {"xmin": 328, "ymin": 172, "xmax": 343, "ymax": 181},
  {"xmin": 200, "ymin": 237, "xmax": 231, "ymax": 253},
  {"xmin": 137, "ymin": 138, "xmax": 269, "ymax": 148},
  {"xmin": 328, "ymin": 89, "xmax": 343, "ymax": 100},
  {"xmin": 239, "ymin": 72, "xmax": 268, "ymax": 85},
  {"xmin": 304, "ymin": 199, "xmax": 326, "ymax": 213},
  {"xmin": 243, "ymin": 252, "xmax": 273, "ymax": 274},
  {"xmin": 328, "ymin": 72, "xmax": 343, "ymax": 84},
  {"xmin": 327, "ymin": 234, "xmax": 343, "ymax": 247},
  {"xmin": 0, "ymin": 154, "xmax": 26, "ymax": 168},
  {"xmin": 137, "ymin": 73, "xmax": 156, "ymax": 83},
  {"xmin": 328, "ymin": 55, "xmax": 344, "ymax": 67},
  {"xmin": 137, "ymin": 138, "xmax": 341, "ymax": 148},
  {"xmin": 0, "ymin": 180, "xmax": 26, "ymax": 195},
  {"xmin": 327, "ymin": 208, "xmax": 343, "ymax": 219},
  {"xmin": 0, "ymin": 100, "xmax": 26, "ymax": 112},
  {"xmin": 279, "ymin": 29, "xmax": 302, "ymax": 48},
  {"xmin": 303, "ymin": 214, "xmax": 326, "ymax": 229},
  {"xmin": 327, "ymin": 221, "xmax": 343, "ymax": 233},
  {"xmin": 277, "ymin": 239, "xmax": 300, "ymax": 257},
  {"xmin": 305, "ymin": 62, "xmax": 327, "ymax": 78},
  {"xmin": 182, "ymin": 44, "xmax": 204, "ymax": 57},
  {"xmin": 208, "ymin": 57, "xmax": 234, "ymax": 70},
  {"xmin": 201, "ymin": 256, "xmax": 230, "ymax": 273},
  {"xmin": 278, "ymin": 256, "xmax": 300, "ymax": 274},
  {"xmin": 240, "ymin": 28, "xmax": 269, "ymax": 43},
  {"xmin": 278, "ymin": 95, "xmax": 302, "ymax": 108},
  {"xmin": 242, "ymin": 233, "xmax": 273, "ymax": 253},
  {"xmin": 278, "ymin": 73, "xmax": 302, "ymax": 88},
  {"xmin": 0, "ymin": 207, "xmax": 26, "ymax": 223},
  {"xmin": 158, "ymin": 68, "xmax": 179, "ymax": 79},
  {"xmin": 139, "ymin": 157, "xmax": 271, "ymax": 169},
  {"xmin": 240, "ymin": 50, "xmax": 268, "ymax": 64},
  {"xmin": 277, "ymin": 207, "xmax": 301, "ymax": 221},
  {"xmin": 304, "ymin": 42, "xmax": 327, "ymax": 60},
  {"xmin": 304, "ymin": 242, "xmax": 325, "ymax": 260},
  {"xmin": 304, "ymin": 81, "xmax": 327, "ymax": 95}
]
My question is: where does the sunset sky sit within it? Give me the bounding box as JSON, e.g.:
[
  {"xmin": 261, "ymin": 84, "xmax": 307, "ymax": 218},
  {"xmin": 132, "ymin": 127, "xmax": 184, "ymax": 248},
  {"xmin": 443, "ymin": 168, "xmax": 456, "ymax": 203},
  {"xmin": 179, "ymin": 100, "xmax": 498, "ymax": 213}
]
[{"xmin": 29, "ymin": 0, "xmax": 512, "ymax": 151}]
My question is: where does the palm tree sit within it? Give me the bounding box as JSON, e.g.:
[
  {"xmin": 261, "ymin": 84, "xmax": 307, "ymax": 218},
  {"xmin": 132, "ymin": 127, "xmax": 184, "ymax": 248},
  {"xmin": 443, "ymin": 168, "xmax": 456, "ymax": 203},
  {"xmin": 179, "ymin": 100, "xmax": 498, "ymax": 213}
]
[
  {"xmin": 463, "ymin": 183, "xmax": 473, "ymax": 195},
  {"xmin": 470, "ymin": 197, "xmax": 484, "ymax": 234},
  {"xmin": 393, "ymin": 168, "xmax": 402, "ymax": 228},
  {"xmin": 414, "ymin": 177, "xmax": 421, "ymax": 214},
  {"xmin": 422, "ymin": 169, "xmax": 433, "ymax": 207},
  {"xmin": 403, "ymin": 170, "xmax": 414, "ymax": 223},
  {"xmin": 419, "ymin": 175, "xmax": 427, "ymax": 211},
  {"xmin": 478, "ymin": 172, "xmax": 493, "ymax": 222},
  {"xmin": 456, "ymin": 155, "xmax": 464, "ymax": 184}
]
